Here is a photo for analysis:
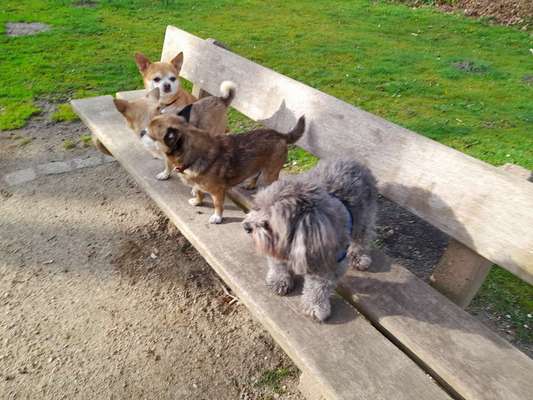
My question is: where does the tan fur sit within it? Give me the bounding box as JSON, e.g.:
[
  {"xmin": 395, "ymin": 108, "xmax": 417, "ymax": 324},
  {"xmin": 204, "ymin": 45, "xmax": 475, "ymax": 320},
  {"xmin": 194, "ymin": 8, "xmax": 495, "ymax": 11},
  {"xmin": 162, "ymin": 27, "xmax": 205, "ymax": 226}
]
[
  {"xmin": 134, "ymin": 52, "xmax": 196, "ymax": 108},
  {"xmin": 145, "ymin": 114, "xmax": 305, "ymax": 223}
]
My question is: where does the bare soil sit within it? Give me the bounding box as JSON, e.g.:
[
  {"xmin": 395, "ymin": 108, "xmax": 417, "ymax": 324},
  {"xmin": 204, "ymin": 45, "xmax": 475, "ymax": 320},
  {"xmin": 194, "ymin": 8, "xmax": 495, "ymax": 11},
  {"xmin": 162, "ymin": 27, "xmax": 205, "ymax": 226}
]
[
  {"xmin": 406, "ymin": 0, "xmax": 533, "ymax": 28},
  {"xmin": 0, "ymin": 115, "xmax": 303, "ymax": 399},
  {"xmin": 5, "ymin": 23, "xmax": 50, "ymax": 37}
]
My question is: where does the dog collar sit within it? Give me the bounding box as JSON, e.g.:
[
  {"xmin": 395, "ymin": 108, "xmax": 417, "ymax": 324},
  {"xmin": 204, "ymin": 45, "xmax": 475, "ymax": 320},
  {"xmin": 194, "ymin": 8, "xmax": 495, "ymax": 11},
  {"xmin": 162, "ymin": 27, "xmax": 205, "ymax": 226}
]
[
  {"xmin": 160, "ymin": 97, "xmax": 178, "ymax": 112},
  {"xmin": 329, "ymin": 193, "xmax": 353, "ymax": 263}
]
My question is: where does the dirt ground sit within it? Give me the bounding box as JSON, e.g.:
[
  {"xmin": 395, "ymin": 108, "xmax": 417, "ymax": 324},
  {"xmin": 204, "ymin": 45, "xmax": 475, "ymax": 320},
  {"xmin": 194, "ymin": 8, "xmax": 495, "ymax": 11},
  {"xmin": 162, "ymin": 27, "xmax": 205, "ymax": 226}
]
[
  {"xmin": 0, "ymin": 110, "xmax": 530, "ymax": 399},
  {"xmin": 0, "ymin": 116, "xmax": 303, "ymax": 399}
]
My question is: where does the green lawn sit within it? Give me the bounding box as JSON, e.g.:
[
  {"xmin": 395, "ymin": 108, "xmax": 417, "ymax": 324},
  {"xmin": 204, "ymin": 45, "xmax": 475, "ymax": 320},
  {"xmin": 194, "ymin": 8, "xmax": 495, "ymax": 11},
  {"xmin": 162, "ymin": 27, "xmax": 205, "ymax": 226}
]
[{"xmin": 1, "ymin": 0, "xmax": 531, "ymax": 340}]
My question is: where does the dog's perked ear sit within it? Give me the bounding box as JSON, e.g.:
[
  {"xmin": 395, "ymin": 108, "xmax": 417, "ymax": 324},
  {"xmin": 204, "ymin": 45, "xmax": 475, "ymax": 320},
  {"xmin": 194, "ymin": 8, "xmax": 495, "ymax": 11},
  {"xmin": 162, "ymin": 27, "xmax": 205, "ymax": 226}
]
[
  {"xmin": 146, "ymin": 87, "xmax": 160, "ymax": 101},
  {"xmin": 170, "ymin": 52, "xmax": 184, "ymax": 72},
  {"xmin": 177, "ymin": 104, "xmax": 192, "ymax": 123},
  {"xmin": 113, "ymin": 99, "xmax": 129, "ymax": 115},
  {"xmin": 164, "ymin": 127, "xmax": 183, "ymax": 153},
  {"xmin": 135, "ymin": 52, "xmax": 151, "ymax": 73}
]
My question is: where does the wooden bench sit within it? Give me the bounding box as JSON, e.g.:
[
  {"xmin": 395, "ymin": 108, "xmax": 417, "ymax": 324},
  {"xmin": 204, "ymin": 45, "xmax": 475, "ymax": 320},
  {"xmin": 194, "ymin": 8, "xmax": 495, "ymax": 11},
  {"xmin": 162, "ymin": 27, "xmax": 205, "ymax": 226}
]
[{"xmin": 72, "ymin": 26, "xmax": 533, "ymax": 400}]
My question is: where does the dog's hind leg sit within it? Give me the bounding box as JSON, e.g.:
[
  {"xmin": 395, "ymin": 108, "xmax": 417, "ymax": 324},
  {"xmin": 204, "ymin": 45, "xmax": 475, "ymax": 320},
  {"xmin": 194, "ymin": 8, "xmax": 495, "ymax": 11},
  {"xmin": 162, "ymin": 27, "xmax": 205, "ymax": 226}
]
[
  {"xmin": 301, "ymin": 274, "xmax": 335, "ymax": 322},
  {"xmin": 188, "ymin": 189, "xmax": 204, "ymax": 206},
  {"xmin": 266, "ymin": 257, "xmax": 294, "ymax": 296},
  {"xmin": 208, "ymin": 189, "xmax": 225, "ymax": 224}
]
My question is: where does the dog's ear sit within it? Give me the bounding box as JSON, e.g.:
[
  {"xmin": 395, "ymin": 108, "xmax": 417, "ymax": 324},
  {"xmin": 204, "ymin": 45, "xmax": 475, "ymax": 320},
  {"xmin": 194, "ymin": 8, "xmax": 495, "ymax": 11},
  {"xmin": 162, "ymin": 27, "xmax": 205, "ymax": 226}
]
[
  {"xmin": 146, "ymin": 87, "xmax": 160, "ymax": 101},
  {"xmin": 290, "ymin": 209, "xmax": 337, "ymax": 275},
  {"xmin": 113, "ymin": 99, "xmax": 129, "ymax": 115},
  {"xmin": 135, "ymin": 52, "xmax": 151, "ymax": 73},
  {"xmin": 164, "ymin": 127, "xmax": 183, "ymax": 152},
  {"xmin": 170, "ymin": 52, "xmax": 184, "ymax": 72},
  {"xmin": 177, "ymin": 104, "xmax": 192, "ymax": 123}
]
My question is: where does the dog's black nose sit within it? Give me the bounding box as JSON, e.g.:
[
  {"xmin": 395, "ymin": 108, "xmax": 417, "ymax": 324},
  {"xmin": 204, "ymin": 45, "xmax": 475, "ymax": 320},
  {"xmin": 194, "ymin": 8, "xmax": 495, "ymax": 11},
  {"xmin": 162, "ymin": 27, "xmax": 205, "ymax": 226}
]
[
  {"xmin": 139, "ymin": 129, "xmax": 147, "ymax": 137},
  {"xmin": 163, "ymin": 83, "xmax": 171, "ymax": 92},
  {"xmin": 243, "ymin": 222, "xmax": 253, "ymax": 234}
]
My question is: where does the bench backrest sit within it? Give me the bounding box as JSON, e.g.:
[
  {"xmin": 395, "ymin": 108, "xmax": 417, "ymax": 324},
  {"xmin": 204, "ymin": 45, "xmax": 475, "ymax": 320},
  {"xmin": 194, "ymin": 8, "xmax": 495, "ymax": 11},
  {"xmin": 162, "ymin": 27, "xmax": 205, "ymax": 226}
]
[{"xmin": 161, "ymin": 26, "xmax": 533, "ymax": 284}]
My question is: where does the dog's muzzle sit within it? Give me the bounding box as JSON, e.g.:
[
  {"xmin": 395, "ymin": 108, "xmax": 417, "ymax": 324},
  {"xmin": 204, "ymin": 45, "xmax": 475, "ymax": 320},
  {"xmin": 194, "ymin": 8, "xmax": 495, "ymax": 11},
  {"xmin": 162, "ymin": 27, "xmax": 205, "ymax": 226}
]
[
  {"xmin": 139, "ymin": 129, "xmax": 147, "ymax": 138},
  {"xmin": 163, "ymin": 83, "xmax": 171, "ymax": 93}
]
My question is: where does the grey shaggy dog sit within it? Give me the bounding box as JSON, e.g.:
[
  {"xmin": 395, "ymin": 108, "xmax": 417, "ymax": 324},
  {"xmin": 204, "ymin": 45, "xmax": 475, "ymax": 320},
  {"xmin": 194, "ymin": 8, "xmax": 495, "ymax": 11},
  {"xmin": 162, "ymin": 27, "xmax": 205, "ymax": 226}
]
[{"xmin": 242, "ymin": 159, "xmax": 377, "ymax": 322}]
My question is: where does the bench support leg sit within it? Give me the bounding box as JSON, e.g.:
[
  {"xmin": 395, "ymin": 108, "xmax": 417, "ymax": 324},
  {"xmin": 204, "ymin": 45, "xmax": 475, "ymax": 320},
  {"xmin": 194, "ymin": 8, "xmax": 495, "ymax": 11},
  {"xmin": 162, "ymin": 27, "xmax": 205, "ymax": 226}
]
[
  {"xmin": 298, "ymin": 372, "xmax": 326, "ymax": 400},
  {"xmin": 430, "ymin": 163, "xmax": 531, "ymax": 308},
  {"xmin": 430, "ymin": 241, "xmax": 492, "ymax": 308}
]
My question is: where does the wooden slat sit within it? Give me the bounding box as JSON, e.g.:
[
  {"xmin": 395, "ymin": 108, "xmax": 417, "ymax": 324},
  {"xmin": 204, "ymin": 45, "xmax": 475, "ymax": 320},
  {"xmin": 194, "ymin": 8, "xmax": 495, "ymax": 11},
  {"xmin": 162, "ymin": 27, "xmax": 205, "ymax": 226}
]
[
  {"xmin": 160, "ymin": 26, "xmax": 533, "ymax": 284},
  {"xmin": 337, "ymin": 251, "xmax": 533, "ymax": 400},
  {"xmin": 429, "ymin": 164, "xmax": 531, "ymax": 307},
  {"xmin": 201, "ymin": 173, "xmax": 533, "ymax": 400},
  {"xmin": 71, "ymin": 95, "xmax": 452, "ymax": 400}
]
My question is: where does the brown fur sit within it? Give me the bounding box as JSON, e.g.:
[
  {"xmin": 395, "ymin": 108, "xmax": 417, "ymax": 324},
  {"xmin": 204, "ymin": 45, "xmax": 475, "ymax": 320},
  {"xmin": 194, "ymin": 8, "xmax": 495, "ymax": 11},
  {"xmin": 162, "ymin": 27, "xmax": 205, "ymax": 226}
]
[{"xmin": 145, "ymin": 114, "xmax": 306, "ymax": 223}]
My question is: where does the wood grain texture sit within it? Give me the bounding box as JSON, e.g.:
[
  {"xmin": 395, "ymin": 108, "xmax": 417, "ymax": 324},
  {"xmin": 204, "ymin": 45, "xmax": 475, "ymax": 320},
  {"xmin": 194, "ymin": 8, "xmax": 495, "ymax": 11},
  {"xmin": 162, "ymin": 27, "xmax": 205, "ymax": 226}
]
[
  {"xmin": 71, "ymin": 95, "xmax": 451, "ymax": 400},
  {"xmin": 430, "ymin": 240, "xmax": 492, "ymax": 308},
  {"xmin": 338, "ymin": 251, "xmax": 533, "ymax": 400},
  {"xmin": 160, "ymin": 26, "xmax": 533, "ymax": 284},
  {"xmin": 430, "ymin": 164, "xmax": 531, "ymax": 307}
]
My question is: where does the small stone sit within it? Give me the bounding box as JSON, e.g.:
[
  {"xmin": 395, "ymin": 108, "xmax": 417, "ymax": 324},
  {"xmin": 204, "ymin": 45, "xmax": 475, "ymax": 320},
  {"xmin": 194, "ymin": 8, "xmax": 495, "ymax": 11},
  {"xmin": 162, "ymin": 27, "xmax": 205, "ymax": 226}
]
[
  {"xmin": 3, "ymin": 168, "xmax": 37, "ymax": 186},
  {"xmin": 72, "ymin": 156, "xmax": 102, "ymax": 170},
  {"xmin": 38, "ymin": 161, "xmax": 71, "ymax": 175}
]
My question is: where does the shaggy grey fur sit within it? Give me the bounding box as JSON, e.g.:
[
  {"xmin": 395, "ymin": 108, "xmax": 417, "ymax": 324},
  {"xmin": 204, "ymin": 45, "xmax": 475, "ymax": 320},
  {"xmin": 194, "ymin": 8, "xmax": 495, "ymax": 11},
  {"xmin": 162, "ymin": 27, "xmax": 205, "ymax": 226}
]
[{"xmin": 243, "ymin": 159, "xmax": 377, "ymax": 322}]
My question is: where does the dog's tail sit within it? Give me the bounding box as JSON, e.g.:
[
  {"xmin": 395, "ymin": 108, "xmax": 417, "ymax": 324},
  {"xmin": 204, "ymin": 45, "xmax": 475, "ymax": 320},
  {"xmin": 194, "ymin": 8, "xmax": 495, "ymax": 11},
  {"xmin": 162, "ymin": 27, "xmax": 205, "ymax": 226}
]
[
  {"xmin": 285, "ymin": 116, "xmax": 306, "ymax": 144},
  {"xmin": 219, "ymin": 80, "xmax": 237, "ymax": 107}
]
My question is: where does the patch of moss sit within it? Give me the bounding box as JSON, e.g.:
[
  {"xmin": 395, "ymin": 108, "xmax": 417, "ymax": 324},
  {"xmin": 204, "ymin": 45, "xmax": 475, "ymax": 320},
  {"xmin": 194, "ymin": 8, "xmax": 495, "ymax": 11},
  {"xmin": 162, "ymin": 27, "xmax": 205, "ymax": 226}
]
[{"xmin": 51, "ymin": 104, "xmax": 79, "ymax": 122}]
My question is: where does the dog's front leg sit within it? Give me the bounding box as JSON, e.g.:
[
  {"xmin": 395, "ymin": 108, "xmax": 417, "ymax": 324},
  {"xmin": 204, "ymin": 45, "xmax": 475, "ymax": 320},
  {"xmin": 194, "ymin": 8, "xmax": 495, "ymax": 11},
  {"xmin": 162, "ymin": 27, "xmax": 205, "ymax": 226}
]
[
  {"xmin": 266, "ymin": 257, "xmax": 294, "ymax": 296},
  {"xmin": 301, "ymin": 274, "xmax": 335, "ymax": 322},
  {"xmin": 209, "ymin": 190, "xmax": 225, "ymax": 224},
  {"xmin": 156, "ymin": 156, "xmax": 173, "ymax": 180}
]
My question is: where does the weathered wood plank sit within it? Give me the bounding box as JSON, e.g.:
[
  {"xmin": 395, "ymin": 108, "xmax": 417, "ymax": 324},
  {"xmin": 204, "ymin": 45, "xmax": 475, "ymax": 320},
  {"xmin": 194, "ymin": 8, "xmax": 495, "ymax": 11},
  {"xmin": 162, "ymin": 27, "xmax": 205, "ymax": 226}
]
[
  {"xmin": 160, "ymin": 26, "xmax": 533, "ymax": 284},
  {"xmin": 429, "ymin": 240, "xmax": 492, "ymax": 308},
  {"xmin": 337, "ymin": 251, "xmax": 533, "ymax": 400},
  {"xmin": 71, "ymin": 95, "xmax": 451, "ymax": 400},
  {"xmin": 430, "ymin": 163, "xmax": 531, "ymax": 307}
]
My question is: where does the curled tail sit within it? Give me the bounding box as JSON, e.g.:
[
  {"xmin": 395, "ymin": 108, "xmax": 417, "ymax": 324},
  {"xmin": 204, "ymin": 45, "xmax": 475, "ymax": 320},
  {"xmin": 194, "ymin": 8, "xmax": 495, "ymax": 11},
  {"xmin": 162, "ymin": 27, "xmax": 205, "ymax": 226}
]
[
  {"xmin": 285, "ymin": 116, "xmax": 306, "ymax": 144},
  {"xmin": 219, "ymin": 80, "xmax": 236, "ymax": 106}
]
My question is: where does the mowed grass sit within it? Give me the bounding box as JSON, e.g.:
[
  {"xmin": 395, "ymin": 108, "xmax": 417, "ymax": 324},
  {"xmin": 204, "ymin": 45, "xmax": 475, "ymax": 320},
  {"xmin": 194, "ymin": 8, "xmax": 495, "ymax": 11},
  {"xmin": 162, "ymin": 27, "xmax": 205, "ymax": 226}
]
[{"xmin": 1, "ymin": 0, "xmax": 531, "ymax": 340}]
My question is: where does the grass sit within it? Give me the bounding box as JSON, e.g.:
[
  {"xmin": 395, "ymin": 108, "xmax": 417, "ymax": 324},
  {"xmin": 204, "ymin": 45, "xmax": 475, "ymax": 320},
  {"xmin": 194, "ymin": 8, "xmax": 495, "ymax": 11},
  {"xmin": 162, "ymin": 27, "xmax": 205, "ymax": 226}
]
[
  {"xmin": 470, "ymin": 266, "xmax": 533, "ymax": 342},
  {"xmin": 51, "ymin": 103, "xmax": 79, "ymax": 122},
  {"xmin": 0, "ymin": 0, "xmax": 531, "ymax": 338},
  {"xmin": 62, "ymin": 138, "xmax": 76, "ymax": 150},
  {"xmin": 18, "ymin": 136, "xmax": 32, "ymax": 146},
  {"xmin": 80, "ymin": 133, "xmax": 92, "ymax": 146},
  {"xmin": 255, "ymin": 366, "xmax": 298, "ymax": 395}
]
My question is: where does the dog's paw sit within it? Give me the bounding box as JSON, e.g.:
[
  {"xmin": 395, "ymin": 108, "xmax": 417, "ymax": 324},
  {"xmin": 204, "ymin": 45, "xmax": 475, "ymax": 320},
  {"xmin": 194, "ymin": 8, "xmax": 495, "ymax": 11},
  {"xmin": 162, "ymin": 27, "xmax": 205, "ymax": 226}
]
[
  {"xmin": 209, "ymin": 214, "xmax": 223, "ymax": 224},
  {"xmin": 355, "ymin": 255, "xmax": 372, "ymax": 271},
  {"xmin": 188, "ymin": 197, "xmax": 203, "ymax": 206},
  {"xmin": 302, "ymin": 301, "xmax": 331, "ymax": 323},
  {"xmin": 156, "ymin": 170, "xmax": 170, "ymax": 180},
  {"xmin": 266, "ymin": 276, "xmax": 294, "ymax": 296}
]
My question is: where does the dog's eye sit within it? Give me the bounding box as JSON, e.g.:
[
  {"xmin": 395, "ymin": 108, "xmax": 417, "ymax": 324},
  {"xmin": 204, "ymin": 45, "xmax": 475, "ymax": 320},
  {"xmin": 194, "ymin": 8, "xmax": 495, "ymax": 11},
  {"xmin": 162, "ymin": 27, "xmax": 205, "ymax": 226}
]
[
  {"xmin": 169, "ymin": 76, "xmax": 176, "ymax": 82},
  {"xmin": 154, "ymin": 77, "xmax": 161, "ymax": 82},
  {"xmin": 260, "ymin": 221, "xmax": 270, "ymax": 230}
]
